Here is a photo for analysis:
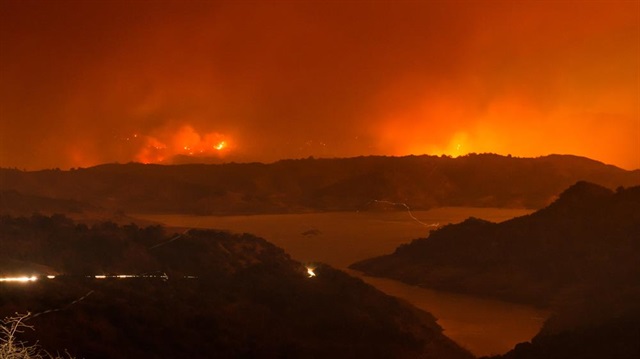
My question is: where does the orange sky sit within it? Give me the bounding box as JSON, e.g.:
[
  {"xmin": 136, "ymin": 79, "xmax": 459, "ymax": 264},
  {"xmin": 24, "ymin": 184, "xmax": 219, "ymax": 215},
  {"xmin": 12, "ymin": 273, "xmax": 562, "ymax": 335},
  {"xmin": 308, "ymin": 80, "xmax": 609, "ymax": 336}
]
[{"xmin": 1, "ymin": 0, "xmax": 638, "ymax": 170}]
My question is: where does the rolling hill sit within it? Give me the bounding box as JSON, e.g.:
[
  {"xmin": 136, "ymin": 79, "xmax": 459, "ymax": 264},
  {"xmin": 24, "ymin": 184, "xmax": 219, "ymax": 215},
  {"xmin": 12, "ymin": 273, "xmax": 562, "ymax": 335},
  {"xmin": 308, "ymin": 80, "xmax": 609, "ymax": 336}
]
[
  {"xmin": 1, "ymin": 154, "xmax": 638, "ymax": 215},
  {"xmin": 0, "ymin": 214, "xmax": 472, "ymax": 359}
]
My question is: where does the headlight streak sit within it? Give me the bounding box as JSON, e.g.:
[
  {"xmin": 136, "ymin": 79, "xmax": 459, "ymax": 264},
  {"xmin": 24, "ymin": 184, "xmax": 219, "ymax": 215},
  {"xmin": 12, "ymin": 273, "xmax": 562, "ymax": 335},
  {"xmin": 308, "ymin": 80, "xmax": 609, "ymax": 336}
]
[
  {"xmin": 1, "ymin": 272, "xmax": 196, "ymax": 283},
  {"xmin": 31, "ymin": 290, "xmax": 95, "ymax": 318},
  {"xmin": 0, "ymin": 276, "xmax": 38, "ymax": 283},
  {"xmin": 148, "ymin": 223, "xmax": 198, "ymax": 250},
  {"xmin": 366, "ymin": 200, "xmax": 440, "ymax": 228},
  {"xmin": 148, "ymin": 232, "xmax": 185, "ymax": 249},
  {"xmin": 6, "ymin": 273, "xmax": 196, "ymax": 319},
  {"xmin": 84, "ymin": 272, "xmax": 189, "ymax": 280}
]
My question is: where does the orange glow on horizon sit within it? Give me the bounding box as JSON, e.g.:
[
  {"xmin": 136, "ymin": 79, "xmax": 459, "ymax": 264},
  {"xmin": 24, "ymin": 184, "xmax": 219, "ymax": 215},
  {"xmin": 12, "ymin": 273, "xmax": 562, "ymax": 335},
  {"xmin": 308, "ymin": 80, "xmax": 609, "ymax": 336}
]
[
  {"xmin": 0, "ymin": 1, "xmax": 637, "ymax": 170},
  {"xmin": 374, "ymin": 94, "xmax": 638, "ymax": 168}
]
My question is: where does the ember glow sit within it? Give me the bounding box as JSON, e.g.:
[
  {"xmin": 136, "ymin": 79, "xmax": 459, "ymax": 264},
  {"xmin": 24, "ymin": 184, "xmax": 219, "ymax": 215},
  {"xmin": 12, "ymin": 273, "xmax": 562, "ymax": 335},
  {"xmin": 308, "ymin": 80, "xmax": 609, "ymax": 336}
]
[
  {"xmin": 214, "ymin": 141, "xmax": 227, "ymax": 151},
  {"xmin": 306, "ymin": 267, "xmax": 316, "ymax": 278},
  {"xmin": 0, "ymin": 1, "xmax": 637, "ymax": 169}
]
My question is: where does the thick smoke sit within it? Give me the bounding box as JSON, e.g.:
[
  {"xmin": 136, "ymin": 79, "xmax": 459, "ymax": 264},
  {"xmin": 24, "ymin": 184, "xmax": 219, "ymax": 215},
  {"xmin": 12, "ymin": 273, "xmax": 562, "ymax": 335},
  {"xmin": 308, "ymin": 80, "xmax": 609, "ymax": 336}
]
[{"xmin": 1, "ymin": 1, "xmax": 637, "ymax": 169}]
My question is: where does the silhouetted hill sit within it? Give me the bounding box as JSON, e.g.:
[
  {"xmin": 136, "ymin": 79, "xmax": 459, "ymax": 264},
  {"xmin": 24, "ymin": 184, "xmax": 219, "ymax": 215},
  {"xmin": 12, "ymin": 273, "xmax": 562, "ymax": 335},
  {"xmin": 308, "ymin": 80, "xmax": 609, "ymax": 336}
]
[
  {"xmin": 485, "ymin": 316, "xmax": 640, "ymax": 359},
  {"xmin": 1, "ymin": 154, "xmax": 637, "ymax": 215},
  {"xmin": 352, "ymin": 182, "xmax": 640, "ymax": 358},
  {"xmin": 351, "ymin": 182, "xmax": 640, "ymax": 305},
  {"xmin": 484, "ymin": 279, "xmax": 640, "ymax": 359},
  {"xmin": 0, "ymin": 215, "xmax": 472, "ymax": 359}
]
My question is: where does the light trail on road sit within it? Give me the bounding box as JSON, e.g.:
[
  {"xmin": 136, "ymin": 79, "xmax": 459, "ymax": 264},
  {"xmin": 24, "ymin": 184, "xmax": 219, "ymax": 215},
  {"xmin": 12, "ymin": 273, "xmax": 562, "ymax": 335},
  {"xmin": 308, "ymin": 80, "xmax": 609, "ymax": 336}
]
[
  {"xmin": 0, "ymin": 276, "xmax": 38, "ymax": 283},
  {"xmin": 0, "ymin": 272, "xmax": 196, "ymax": 283}
]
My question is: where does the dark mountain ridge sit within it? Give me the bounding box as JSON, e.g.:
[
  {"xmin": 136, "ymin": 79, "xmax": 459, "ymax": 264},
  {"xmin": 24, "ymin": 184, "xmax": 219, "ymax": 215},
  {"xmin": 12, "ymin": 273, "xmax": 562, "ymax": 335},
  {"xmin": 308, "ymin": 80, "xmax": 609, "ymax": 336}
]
[{"xmin": 1, "ymin": 154, "xmax": 638, "ymax": 215}]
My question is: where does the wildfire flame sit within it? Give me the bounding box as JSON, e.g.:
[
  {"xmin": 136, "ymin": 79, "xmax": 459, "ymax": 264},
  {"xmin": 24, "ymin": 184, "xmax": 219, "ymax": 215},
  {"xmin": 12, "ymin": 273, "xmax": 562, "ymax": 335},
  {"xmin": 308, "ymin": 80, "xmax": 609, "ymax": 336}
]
[
  {"xmin": 134, "ymin": 125, "xmax": 232, "ymax": 164},
  {"xmin": 306, "ymin": 266, "xmax": 316, "ymax": 278}
]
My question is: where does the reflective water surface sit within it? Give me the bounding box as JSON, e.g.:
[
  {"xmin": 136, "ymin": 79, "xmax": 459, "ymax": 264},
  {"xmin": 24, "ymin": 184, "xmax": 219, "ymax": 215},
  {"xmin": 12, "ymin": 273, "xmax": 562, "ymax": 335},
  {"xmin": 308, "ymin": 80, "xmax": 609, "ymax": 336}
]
[{"xmin": 136, "ymin": 208, "xmax": 548, "ymax": 357}]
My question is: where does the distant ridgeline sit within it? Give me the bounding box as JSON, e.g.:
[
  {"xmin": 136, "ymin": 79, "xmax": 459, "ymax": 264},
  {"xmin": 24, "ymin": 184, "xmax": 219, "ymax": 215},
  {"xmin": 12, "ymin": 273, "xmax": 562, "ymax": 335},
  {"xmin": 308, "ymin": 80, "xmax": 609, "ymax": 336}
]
[
  {"xmin": 0, "ymin": 215, "xmax": 472, "ymax": 359},
  {"xmin": 1, "ymin": 154, "xmax": 638, "ymax": 215},
  {"xmin": 352, "ymin": 182, "xmax": 640, "ymax": 359}
]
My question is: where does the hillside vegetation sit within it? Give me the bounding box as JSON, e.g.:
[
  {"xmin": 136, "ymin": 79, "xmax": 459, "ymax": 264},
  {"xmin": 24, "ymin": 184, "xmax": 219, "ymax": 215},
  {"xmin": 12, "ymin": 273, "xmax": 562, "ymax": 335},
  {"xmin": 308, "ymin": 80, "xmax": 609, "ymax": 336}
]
[
  {"xmin": 352, "ymin": 182, "xmax": 640, "ymax": 358},
  {"xmin": 2, "ymin": 154, "xmax": 638, "ymax": 215},
  {"xmin": 352, "ymin": 182, "xmax": 639, "ymax": 305},
  {"xmin": 0, "ymin": 215, "xmax": 471, "ymax": 359}
]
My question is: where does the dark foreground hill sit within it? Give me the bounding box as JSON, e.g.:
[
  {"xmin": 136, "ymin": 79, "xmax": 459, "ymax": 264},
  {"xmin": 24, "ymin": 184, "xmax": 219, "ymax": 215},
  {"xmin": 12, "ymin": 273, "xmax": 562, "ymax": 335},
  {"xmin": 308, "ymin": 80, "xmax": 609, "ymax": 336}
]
[
  {"xmin": 351, "ymin": 182, "xmax": 640, "ymax": 305},
  {"xmin": 0, "ymin": 215, "xmax": 471, "ymax": 359},
  {"xmin": 485, "ymin": 281, "xmax": 640, "ymax": 359},
  {"xmin": 1, "ymin": 154, "xmax": 638, "ymax": 215},
  {"xmin": 352, "ymin": 182, "xmax": 640, "ymax": 358}
]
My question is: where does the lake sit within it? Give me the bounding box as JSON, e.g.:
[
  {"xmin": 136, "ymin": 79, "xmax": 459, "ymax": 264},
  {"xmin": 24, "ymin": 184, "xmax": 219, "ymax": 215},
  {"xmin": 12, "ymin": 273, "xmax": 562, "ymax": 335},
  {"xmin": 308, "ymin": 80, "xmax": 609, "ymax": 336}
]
[{"xmin": 136, "ymin": 207, "xmax": 548, "ymax": 357}]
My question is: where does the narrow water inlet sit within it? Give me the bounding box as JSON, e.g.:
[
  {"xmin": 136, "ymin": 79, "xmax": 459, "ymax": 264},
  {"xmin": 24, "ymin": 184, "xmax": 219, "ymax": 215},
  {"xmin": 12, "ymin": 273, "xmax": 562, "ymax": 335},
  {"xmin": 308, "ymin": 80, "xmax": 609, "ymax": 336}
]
[
  {"xmin": 136, "ymin": 208, "xmax": 543, "ymax": 356},
  {"xmin": 347, "ymin": 270, "xmax": 550, "ymax": 357}
]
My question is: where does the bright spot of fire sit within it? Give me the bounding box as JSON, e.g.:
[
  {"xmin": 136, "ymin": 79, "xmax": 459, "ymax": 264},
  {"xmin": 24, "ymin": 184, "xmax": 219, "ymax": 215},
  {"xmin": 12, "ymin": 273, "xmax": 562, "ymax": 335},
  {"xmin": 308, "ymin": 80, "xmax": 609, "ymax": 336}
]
[
  {"xmin": 46, "ymin": 275, "xmax": 56, "ymax": 279},
  {"xmin": 0, "ymin": 276, "xmax": 38, "ymax": 282},
  {"xmin": 306, "ymin": 266, "xmax": 316, "ymax": 278},
  {"xmin": 135, "ymin": 125, "xmax": 232, "ymax": 164}
]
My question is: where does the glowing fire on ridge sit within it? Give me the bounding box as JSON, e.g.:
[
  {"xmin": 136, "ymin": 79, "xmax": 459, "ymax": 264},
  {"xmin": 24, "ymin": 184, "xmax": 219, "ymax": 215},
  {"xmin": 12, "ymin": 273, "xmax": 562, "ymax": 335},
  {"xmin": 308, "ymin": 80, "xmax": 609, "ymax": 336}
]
[
  {"xmin": 214, "ymin": 141, "xmax": 227, "ymax": 151},
  {"xmin": 135, "ymin": 125, "xmax": 232, "ymax": 164}
]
